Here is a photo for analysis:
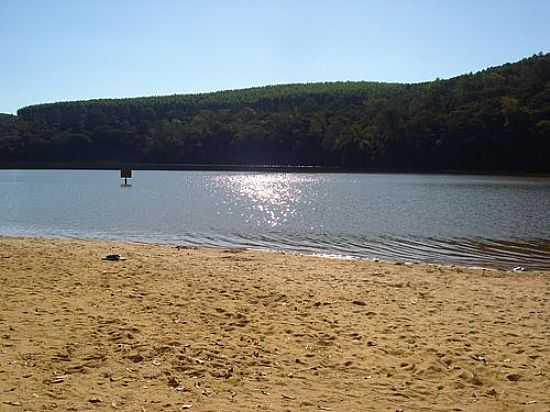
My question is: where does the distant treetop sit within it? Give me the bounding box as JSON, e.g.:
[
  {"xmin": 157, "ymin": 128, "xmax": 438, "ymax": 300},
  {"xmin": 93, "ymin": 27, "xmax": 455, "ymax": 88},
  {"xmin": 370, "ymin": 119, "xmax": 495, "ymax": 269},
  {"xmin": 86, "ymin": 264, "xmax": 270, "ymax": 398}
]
[{"xmin": 3, "ymin": 53, "xmax": 550, "ymax": 172}]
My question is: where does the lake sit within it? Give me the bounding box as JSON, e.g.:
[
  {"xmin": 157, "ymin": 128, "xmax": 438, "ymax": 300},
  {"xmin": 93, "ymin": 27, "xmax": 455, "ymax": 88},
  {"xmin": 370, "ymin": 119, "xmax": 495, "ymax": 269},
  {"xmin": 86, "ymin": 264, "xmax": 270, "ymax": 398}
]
[{"xmin": 1, "ymin": 170, "xmax": 549, "ymax": 270}]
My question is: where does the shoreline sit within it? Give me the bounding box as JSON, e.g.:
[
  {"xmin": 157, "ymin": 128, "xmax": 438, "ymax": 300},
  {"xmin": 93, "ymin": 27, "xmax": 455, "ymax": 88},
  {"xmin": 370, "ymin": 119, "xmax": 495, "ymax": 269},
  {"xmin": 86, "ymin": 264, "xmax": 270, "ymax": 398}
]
[
  {"xmin": 1, "ymin": 236, "xmax": 549, "ymax": 411},
  {"xmin": 2, "ymin": 233, "xmax": 545, "ymax": 273},
  {"xmin": 2, "ymin": 162, "xmax": 550, "ymax": 177}
]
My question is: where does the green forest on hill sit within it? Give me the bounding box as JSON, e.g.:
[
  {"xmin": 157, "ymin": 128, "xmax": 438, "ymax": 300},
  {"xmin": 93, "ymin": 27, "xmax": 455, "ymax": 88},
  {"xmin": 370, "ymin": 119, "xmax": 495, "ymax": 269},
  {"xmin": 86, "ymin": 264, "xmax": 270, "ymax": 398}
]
[{"xmin": 1, "ymin": 53, "xmax": 550, "ymax": 172}]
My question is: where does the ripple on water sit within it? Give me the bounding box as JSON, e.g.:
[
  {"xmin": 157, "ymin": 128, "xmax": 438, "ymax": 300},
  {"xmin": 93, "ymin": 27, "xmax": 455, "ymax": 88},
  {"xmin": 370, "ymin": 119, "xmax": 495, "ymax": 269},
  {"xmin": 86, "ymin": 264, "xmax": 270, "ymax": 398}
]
[{"xmin": 1, "ymin": 170, "xmax": 549, "ymax": 270}]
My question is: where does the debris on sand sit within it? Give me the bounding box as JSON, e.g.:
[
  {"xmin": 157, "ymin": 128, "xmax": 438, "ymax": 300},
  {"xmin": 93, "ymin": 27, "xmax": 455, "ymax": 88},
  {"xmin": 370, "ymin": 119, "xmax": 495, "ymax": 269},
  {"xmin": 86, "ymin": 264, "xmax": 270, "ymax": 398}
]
[{"xmin": 102, "ymin": 254, "xmax": 127, "ymax": 261}]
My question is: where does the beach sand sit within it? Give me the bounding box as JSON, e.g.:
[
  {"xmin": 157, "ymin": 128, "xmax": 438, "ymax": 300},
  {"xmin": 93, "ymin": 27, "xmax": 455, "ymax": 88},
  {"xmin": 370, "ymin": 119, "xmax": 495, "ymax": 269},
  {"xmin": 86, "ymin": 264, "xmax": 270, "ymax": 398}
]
[{"xmin": 0, "ymin": 237, "xmax": 549, "ymax": 411}]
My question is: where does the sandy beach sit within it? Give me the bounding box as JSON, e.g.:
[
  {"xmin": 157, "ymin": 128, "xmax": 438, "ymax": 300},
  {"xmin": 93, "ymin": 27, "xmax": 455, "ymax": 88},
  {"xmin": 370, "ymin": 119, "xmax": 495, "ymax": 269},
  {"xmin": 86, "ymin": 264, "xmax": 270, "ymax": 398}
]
[{"xmin": 0, "ymin": 237, "xmax": 549, "ymax": 411}]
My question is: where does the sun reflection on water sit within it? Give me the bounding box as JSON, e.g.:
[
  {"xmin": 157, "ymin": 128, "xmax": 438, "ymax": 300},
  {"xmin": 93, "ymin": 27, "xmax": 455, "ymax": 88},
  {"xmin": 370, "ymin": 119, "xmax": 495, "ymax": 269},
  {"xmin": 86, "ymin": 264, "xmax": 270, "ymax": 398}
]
[{"xmin": 213, "ymin": 173, "xmax": 318, "ymax": 227}]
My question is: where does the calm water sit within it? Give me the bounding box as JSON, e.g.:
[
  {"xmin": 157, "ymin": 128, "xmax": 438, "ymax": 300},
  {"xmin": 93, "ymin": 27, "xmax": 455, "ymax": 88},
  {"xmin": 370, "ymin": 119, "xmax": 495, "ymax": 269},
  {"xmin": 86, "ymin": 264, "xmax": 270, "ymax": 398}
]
[{"xmin": 1, "ymin": 170, "xmax": 549, "ymax": 270}]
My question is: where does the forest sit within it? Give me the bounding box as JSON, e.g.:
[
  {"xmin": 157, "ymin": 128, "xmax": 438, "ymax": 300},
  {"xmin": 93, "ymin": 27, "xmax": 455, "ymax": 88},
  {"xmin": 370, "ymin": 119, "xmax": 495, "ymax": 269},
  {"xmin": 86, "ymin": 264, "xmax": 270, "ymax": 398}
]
[{"xmin": 1, "ymin": 53, "xmax": 549, "ymax": 172}]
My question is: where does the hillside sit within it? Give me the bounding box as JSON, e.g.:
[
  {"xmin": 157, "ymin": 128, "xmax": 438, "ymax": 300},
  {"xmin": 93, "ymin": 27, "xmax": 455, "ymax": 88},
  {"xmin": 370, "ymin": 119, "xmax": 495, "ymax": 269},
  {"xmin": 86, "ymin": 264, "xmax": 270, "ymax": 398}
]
[{"xmin": 2, "ymin": 53, "xmax": 550, "ymax": 172}]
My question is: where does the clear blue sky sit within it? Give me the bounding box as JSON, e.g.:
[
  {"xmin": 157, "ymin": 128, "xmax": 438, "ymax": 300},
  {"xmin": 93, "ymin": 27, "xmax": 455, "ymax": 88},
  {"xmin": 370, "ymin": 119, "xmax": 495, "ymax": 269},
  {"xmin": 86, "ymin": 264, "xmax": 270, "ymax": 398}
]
[{"xmin": 1, "ymin": 0, "xmax": 548, "ymax": 114}]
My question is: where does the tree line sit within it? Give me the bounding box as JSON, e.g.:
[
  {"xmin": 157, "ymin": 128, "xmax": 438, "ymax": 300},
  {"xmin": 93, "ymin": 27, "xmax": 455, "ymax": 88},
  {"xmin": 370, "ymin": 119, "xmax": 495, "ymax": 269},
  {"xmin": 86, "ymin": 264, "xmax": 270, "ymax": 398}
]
[{"xmin": 1, "ymin": 53, "xmax": 549, "ymax": 172}]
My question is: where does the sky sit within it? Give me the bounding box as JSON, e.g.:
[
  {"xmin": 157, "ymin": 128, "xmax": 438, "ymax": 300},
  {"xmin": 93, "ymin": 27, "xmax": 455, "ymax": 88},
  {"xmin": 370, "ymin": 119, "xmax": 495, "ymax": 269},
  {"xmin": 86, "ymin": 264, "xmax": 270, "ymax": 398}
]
[{"xmin": 1, "ymin": 0, "xmax": 549, "ymax": 114}]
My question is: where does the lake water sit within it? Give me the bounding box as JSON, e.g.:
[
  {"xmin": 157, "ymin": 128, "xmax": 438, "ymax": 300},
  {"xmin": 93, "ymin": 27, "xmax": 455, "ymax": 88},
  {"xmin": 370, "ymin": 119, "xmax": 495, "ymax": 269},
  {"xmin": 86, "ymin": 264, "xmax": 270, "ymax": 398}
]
[{"xmin": 1, "ymin": 170, "xmax": 549, "ymax": 270}]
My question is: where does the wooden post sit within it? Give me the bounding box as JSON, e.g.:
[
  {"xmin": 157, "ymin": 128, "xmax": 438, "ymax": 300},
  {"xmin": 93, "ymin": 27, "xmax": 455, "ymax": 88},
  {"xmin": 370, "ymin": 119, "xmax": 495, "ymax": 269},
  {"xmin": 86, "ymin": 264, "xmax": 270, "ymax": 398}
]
[{"xmin": 120, "ymin": 168, "xmax": 132, "ymax": 186}]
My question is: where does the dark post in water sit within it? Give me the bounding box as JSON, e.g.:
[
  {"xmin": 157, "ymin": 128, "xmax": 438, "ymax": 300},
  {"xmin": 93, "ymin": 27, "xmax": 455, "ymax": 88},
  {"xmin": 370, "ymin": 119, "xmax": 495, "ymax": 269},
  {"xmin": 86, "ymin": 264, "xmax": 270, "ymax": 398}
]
[{"xmin": 120, "ymin": 168, "xmax": 132, "ymax": 186}]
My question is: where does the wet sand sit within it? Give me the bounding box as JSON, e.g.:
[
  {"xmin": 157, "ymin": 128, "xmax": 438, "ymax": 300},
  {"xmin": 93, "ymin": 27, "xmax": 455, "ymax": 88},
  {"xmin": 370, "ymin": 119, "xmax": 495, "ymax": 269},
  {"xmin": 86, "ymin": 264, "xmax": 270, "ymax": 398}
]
[{"xmin": 0, "ymin": 236, "xmax": 549, "ymax": 411}]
